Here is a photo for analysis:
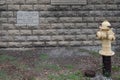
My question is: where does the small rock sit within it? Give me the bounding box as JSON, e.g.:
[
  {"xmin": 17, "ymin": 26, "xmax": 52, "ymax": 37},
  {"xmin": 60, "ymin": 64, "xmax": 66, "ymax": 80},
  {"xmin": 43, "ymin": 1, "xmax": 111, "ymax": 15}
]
[{"xmin": 84, "ymin": 70, "xmax": 96, "ymax": 77}]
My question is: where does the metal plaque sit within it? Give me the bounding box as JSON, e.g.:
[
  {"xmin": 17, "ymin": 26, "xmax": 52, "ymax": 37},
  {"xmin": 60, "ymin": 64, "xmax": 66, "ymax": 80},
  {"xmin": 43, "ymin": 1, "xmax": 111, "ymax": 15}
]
[
  {"xmin": 51, "ymin": 0, "xmax": 87, "ymax": 5},
  {"xmin": 17, "ymin": 11, "xmax": 39, "ymax": 26}
]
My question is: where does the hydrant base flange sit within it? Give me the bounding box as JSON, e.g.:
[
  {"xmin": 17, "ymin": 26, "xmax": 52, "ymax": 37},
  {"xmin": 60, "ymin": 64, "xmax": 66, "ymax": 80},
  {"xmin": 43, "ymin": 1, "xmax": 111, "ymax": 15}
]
[{"xmin": 99, "ymin": 50, "xmax": 115, "ymax": 56}]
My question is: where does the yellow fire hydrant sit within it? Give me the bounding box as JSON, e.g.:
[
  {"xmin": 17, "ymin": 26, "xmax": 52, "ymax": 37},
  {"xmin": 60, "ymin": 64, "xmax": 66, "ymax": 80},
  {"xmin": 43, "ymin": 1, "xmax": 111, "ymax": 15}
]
[
  {"xmin": 96, "ymin": 20, "xmax": 115, "ymax": 77},
  {"xmin": 96, "ymin": 20, "xmax": 115, "ymax": 56}
]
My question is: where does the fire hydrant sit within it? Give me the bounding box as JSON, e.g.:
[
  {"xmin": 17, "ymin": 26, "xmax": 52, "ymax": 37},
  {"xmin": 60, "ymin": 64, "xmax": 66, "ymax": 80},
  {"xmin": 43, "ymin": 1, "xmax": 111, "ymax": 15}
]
[
  {"xmin": 96, "ymin": 20, "xmax": 115, "ymax": 77},
  {"xmin": 97, "ymin": 20, "xmax": 115, "ymax": 56}
]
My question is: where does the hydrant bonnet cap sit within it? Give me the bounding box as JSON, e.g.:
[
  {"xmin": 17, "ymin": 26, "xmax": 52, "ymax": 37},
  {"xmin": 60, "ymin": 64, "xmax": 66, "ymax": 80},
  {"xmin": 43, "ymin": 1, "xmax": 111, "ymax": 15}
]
[{"xmin": 101, "ymin": 20, "xmax": 111, "ymax": 28}]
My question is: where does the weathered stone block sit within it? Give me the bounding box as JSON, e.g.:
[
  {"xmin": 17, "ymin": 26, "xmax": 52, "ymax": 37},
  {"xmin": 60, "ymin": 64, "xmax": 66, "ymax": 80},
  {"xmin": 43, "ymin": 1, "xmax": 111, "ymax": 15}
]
[
  {"xmin": 0, "ymin": 5, "xmax": 7, "ymax": 11},
  {"xmin": 21, "ymin": 42, "xmax": 33, "ymax": 47},
  {"xmin": 57, "ymin": 29, "xmax": 69, "ymax": 35},
  {"xmin": 117, "ymin": 29, "xmax": 120, "ymax": 34},
  {"xmin": 64, "ymin": 35, "xmax": 75, "ymax": 41},
  {"xmin": 93, "ymin": 40, "xmax": 101, "ymax": 45},
  {"xmin": 39, "ymin": 36, "xmax": 51, "ymax": 41},
  {"xmin": 32, "ymin": 42, "xmax": 45, "ymax": 47},
  {"xmin": 1, "ymin": 11, "xmax": 14, "ymax": 18},
  {"xmin": 27, "ymin": 36, "xmax": 39, "ymax": 41},
  {"xmin": 39, "ymin": 24, "xmax": 51, "ymax": 29},
  {"xmin": 8, "ymin": 5, "xmax": 20, "ymax": 11},
  {"xmin": 89, "ymin": 11, "xmax": 103, "ymax": 17},
  {"xmin": 12, "ymin": 0, "xmax": 25, "ymax": 4},
  {"xmin": 46, "ymin": 29, "xmax": 58, "ymax": 35},
  {"xmin": 8, "ymin": 30, "xmax": 20, "ymax": 35},
  {"xmin": 63, "ymin": 23, "xmax": 75, "ymax": 29},
  {"xmin": 46, "ymin": 17, "xmax": 59, "ymax": 23},
  {"xmin": 106, "ymin": 5, "xmax": 118, "ymax": 10},
  {"xmin": 82, "ymin": 41, "xmax": 93, "ymax": 45},
  {"xmin": 51, "ymin": 0, "xmax": 87, "ymax": 5},
  {"xmin": 69, "ymin": 41, "xmax": 83, "ymax": 46},
  {"xmin": 95, "ymin": 17, "xmax": 106, "ymax": 22},
  {"xmin": 87, "ymin": 35, "xmax": 96, "ymax": 40},
  {"xmin": 102, "ymin": 0, "xmax": 114, "ymax": 4},
  {"xmin": 51, "ymin": 23, "xmax": 64, "ymax": 29},
  {"xmin": 46, "ymin": 41, "xmax": 57, "ymax": 46},
  {"xmin": 2, "ymin": 24, "xmax": 15, "ymax": 29},
  {"xmin": 48, "ymin": 5, "xmax": 70, "ymax": 11},
  {"xmin": 112, "ymin": 11, "xmax": 120, "ymax": 16},
  {"xmin": 87, "ymin": 23, "xmax": 98, "ymax": 28},
  {"xmin": 59, "ymin": 17, "xmax": 82, "ymax": 23},
  {"xmin": 81, "ymin": 29, "xmax": 96, "ymax": 34},
  {"xmin": 76, "ymin": 35, "xmax": 87, "ymax": 40},
  {"xmin": 75, "ymin": 23, "xmax": 87, "ymax": 28},
  {"xmin": 26, "ymin": 0, "xmax": 37, "ymax": 4},
  {"xmin": 94, "ymin": 5, "xmax": 106, "ymax": 10},
  {"xmin": 13, "ymin": 36, "xmax": 26, "ymax": 41},
  {"xmin": 82, "ymin": 17, "xmax": 94, "ymax": 22},
  {"xmin": 88, "ymin": 0, "xmax": 102, "ymax": 4},
  {"xmin": 0, "ymin": 42, "xmax": 8, "ymax": 48},
  {"xmin": 38, "ymin": 0, "xmax": 51, "ymax": 4},
  {"xmin": 8, "ymin": 18, "xmax": 16, "ymax": 24},
  {"xmin": 1, "ymin": 36, "xmax": 13, "ymax": 42},
  {"xmin": 0, "ymin": 18, "xmax": 8, "ymax": 23},
  {"xmin": 52, "ymin": 36, "xmax": 64, "ymax": 41},
  {"xmin": 34, "ymin": 5, "xmax": 47, "ymax": 11},
  {"xmin": 33, "ymin": 30, "xmax": 46, "ymax": 35},
  {"xmin": 69, "ymin": 29, "xmax": 81, "ymax": 35},
  {"xmin": 76, "ymin": 11, "xmax": 89, "ymax": 17},
  {"xmin": 82, "ymin": 5, "xmax": 94, "ymax": 10},
  {"xmin": 0, "ymin": 0, "xmax": 6, "ymax": 5},
  {"xmin": 58, "ymin": 41, "xmax": 69, "ymax": 46},
  {"xmin": 20, "ymin": 30, "xmax": 32, "ymax": 35},
  {"xmin": 0, "ymin": 30, "xmax": 8, "ymax": 36},
  {"xmin": 8, "ymin": 42, "xmax": 21, "ymax": 47},
  {"xmin": 21, "ymin": 5, "xmax": 33, "ymax": 10}
]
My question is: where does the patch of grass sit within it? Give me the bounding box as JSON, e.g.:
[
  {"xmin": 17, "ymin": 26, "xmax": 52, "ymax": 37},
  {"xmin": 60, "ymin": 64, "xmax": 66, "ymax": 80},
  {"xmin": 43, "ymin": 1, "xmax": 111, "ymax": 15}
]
[
  {"xmin": 45, "ymin": 64, "xmax": 61, "ymax": 71},
  {"xmin": 14, "ymin": 62, "xmax": 29, "ymax": 71},
  {"xmin": 64, "ymin": 64, "xmax": 74, "ymax": 70},
  {"xmin": 89, "ymin": 51, "xmax": 99, "ymax": 57},
  {"xmin": 79, "ymin": 48, "xmax": 99, "ymax": 57},
  {"xmin": 48, "ymin": 70, "xmax": 83, "ymax": 80},
  {"xmin": 28, "ymin": 76, "xmax": 36, "ymax": 80},
  {"xmin": 39, "ymin": 53, "xmax": 49, "ymax": 60},
  {"xmin": 113, "ymin": 75, "xmax": 120, "ymax": 80},
  {"xmin": 112, "ymin": 65, "xmax": 120, "ymax": 71},
  {"xmin": 0, "ymin": 70, "xmax": 9, "ymax": 80},
  {"xmin": 10, "ymin": 73, "xmax": 24, "ymax": 80},
  {"xmin": 0, "ymin": 55, "xmax": 16, "ymax": 63},
  {"xmin": 79, "ymin": 49, "xmax": 89, "ymax": 52},
  {"xmin": 34, "ymin": 62, "xmax": 61, "ymax": 71}
]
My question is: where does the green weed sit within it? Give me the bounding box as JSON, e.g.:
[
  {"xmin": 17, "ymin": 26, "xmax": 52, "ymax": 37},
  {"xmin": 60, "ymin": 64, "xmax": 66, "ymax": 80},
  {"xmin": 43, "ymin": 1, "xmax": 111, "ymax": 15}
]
[
  {"xmin": 0, "ymin": 55, "xmax": 16, "ymax": 63},
  {"xmin": 48, "ymin": 70, "xmax": 83, "ymax": 80},
  {"xmin": 0, "ymin": 70, "xmax": 9, "ymax": 80},
  {"xmin": 112, "ymin": 65, "xmax": 120, "ymax": 71},
  {"xmin": 113, "ymin": 75, "xmax": 120, "ymax": 80},
  {"xmin": 64, "ymin": 64, "xmax": 74, "ymax": 70},
  {"xmin": 39, "ymin": 53, "xmax": 49, "ymax": 60},
  {"xmin": 89, "ymin": 51, "xmax": 99, "ymax": 57},
  {"xmin": 45, "ymin": 64, "xmax": 61, "ymax": 71}
]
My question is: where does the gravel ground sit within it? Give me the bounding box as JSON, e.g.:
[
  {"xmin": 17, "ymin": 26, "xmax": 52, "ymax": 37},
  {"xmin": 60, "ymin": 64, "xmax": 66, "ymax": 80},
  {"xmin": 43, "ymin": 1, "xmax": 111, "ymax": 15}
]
[{"xmin": 0, "ymin": 47, "xmax": 120, "ymax": 80}]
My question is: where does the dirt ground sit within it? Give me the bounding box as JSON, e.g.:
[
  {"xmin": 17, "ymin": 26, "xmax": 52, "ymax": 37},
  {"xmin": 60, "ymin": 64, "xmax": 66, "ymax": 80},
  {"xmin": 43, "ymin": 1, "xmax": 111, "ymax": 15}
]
[{"xmin": 0, "ymin": 47, "xmax": 120, "ymax": 80}]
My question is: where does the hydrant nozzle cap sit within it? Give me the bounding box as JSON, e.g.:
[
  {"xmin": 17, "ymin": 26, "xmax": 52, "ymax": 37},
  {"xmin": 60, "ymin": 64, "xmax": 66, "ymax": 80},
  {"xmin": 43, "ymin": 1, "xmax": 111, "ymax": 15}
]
[{"xmin": 100, "ymin": 20, "xmax": 111, "ymax": 30}]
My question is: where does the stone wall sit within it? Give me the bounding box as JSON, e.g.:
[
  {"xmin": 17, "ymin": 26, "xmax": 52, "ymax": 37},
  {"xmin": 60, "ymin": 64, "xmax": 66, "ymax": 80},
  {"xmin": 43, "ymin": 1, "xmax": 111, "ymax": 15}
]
[{"xmin": 0, "ymin": 0, "xmax": 120, "ymax": 49}]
